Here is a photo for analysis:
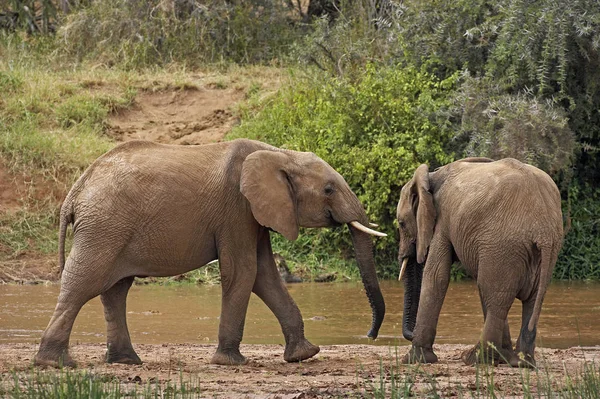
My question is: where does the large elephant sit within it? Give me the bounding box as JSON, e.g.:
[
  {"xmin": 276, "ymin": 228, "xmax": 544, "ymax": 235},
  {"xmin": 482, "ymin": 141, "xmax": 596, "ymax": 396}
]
[
  {"xmin": 34, "ymin": 139, "xmax": 386, "ymax": 368},
  {"xmin": 396, "ymin": 157, "xmax": 563, "ymax": 367}
]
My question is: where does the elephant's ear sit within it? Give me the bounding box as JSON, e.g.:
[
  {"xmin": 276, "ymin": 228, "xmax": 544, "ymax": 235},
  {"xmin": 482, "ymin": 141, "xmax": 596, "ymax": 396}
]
[
  {"xmin": 414, "ymin": 164, "xmax": 436, "ymax": 264},
  {"xmin": 240, "ymin": 150, "xmax": 299, "ymax": 241}
]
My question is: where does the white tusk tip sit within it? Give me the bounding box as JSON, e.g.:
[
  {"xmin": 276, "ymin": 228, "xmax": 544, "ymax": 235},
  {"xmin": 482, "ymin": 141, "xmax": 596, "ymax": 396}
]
[
  {"xmin": 398, "ymin": 257, "xmax": 408, "ymax": 281},
  {"xmin": 349, "ymin": 221, "xmax": 387, "ymax": 237}
]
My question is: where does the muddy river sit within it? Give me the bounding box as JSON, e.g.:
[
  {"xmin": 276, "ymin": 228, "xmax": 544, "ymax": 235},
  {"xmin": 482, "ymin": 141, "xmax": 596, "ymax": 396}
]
[{"xmin": 0, "ymin": 281, "xmax": 598, "ymax": 348}]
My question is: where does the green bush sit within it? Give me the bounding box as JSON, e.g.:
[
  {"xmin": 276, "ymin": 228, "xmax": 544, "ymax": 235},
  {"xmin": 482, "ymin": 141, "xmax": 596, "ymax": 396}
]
[
  {"xmin": 229, "ymin": 64, "xmax": 457, "ymax": 276},
  {"xmin": 555, "ymin": 186, "xmax": 600, "ymax": 280},
  {"xmin": 451, "ymin": 76, "xmax": 576, "ymax": 184}
]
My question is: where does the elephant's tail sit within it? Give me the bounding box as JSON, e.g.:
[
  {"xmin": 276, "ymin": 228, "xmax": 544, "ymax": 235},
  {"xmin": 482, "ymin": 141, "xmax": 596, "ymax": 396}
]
[
  {"xmin": 528, "ymin": 242, "xmax": 559, "ymax": 331},
  {"xmin": 58, "ymin": 195, "xmax": 74, "ymax": 279}
]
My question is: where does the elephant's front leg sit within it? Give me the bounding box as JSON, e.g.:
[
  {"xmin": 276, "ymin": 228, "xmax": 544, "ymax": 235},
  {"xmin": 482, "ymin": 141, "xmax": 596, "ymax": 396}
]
[
  {"xmin": 211, "ymin": 249, "xmax": 257, "ymax": 366},
  {"xmin": 403, "ymin": 238, "xmax": 452, "ymax": 364},
  {"xmin": 253, "ymin": 230, "xmax": 319, "ymax": 362}
]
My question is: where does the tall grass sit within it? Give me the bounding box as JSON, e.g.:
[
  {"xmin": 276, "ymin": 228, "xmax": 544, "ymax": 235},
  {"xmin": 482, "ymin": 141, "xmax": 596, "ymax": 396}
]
[
  {"xmin": 2, "ymin": 368, "xmax": 204, "ymax": 398},
  {"xmin": 364, "ymin": 350, "xmax": 600, "ymax": 398}
]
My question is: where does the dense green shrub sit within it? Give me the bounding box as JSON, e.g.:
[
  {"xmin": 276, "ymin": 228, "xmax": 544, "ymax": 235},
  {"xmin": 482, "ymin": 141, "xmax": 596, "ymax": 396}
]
[
  {"xmin": 397, "ymin": 0, "xmax": 600, "ymax": 186},
  {"xmin": 451, "ymin": 76, "xmax": 576, "ymax": 184},
  {"xmin": 555, "ymin": 186, "xmax": 600, "ymax": 280},
  {"xmin": 396, "ymin": 0, "xmax": 498, "ymax": 77},
  {"xmin": 484, "ymin": 0, "xmax": 600, "ymax": 185},
  {"xmin": 229, "ymin": 64, "xmax": 457, "ymax": 276}
]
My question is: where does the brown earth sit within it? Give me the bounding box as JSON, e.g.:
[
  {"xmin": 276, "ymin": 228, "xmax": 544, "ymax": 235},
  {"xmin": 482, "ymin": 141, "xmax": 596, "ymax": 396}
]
[
  {"xmin": 1, "ymin": 343, "xmax": 599, "ymax": 397},
  {"xmin": 106, "ymin": 86, "xmax": 244, "ymax": 145},
  {"xmin": 0, "ymin": 160, "xmax": 64, "ymax": 215}
]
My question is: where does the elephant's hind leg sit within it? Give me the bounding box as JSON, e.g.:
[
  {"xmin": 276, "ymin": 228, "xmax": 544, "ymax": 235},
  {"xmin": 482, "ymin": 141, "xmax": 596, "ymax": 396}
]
[
  {"xmin": 35, "ymin": 266, "xmax": 106, "ymax": 367},
  {"xmin": 514, "ymin": 298, "xmax": 537, "ymax": 368},
  {"xmin": 463, "ymin": 292, "xmax": 518, "ymax": 366},
  {"xmin": 253, "ymin": 231, "xmax": 319, "ymax": 363},
  {"xmin": 462, "ymin": 268, "xmax": 518, "ymax": 366},
  {"xmin": 101, "ymin": 276, "xmax": 141, "ymax": 365}
]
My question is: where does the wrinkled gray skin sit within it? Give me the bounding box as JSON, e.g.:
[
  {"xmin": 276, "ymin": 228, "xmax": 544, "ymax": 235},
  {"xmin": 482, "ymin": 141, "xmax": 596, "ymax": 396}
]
[
  {"xmin": 397, "ymin": 158, "xmax": 563, "ymax": 367},
  {"xmin": 34, "ymin": 139, "xmax": 385, "ymax": 368}
]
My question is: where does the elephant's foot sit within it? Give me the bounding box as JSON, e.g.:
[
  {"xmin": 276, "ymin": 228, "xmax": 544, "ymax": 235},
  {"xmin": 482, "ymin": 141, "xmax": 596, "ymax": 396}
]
[
  {"xmin": 402, "ymin": 345, "xmax": 438, "ymax": 364},
  {"xmin": 461, "ymin": 342, "xmax": 520, "ymax": 366},
  {"xmin": 462, "ymin": 344, "xmax": 497, "ymax": 366},
  {"xmin": 210, "ymin": 348, "xmax": 248, "ymax": 366},
  {"xmin": 106, "ymin": 346, "xmax": 142, "ymax": 365},
  {"xmin": 511, "ymin": 352, "xmax": 536, "ymax": 368},
  {"xmin": 34, "ymin": 350, "xmax": 76, "ymax": 368},
  {"xmin": 284, "ymin": 339, "xmax": 320, "ymax": 363}
]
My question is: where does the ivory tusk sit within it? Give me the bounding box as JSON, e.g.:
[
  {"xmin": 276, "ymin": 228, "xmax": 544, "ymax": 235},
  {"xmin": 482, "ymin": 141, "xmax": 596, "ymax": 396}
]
[
  {"xmin": 349, "ymin": 221, "xmax": 387, "ymax": 237},
  {"xmin": 398, "ymin": 257, "xmax": 408, "ymax": 281},
  {"xmin": 369, "ymin": 222, "xmax": 379, "ymax": 227}
]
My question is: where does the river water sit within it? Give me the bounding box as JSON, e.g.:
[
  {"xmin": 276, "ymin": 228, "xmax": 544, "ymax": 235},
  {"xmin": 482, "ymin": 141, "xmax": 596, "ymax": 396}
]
[{"xmin": 0, "ymin": 281, "xmax": 598, "ymax": 348}]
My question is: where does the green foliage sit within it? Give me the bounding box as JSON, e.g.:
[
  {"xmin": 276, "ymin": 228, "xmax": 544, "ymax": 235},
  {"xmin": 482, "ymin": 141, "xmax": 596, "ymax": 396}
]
[
  {"xmin": 452, "ymin": 76, "xmax": 576, "ymax": 183},
  {"xmin": 270, "ymin": 229, "xmax": 362, "ymax": 281},
  {"xmin": 230, "ymin": 64, "xmax": 457, "ymax": 275},
  {"xmin": 0, "ymin": 70, "xmax": 23, "ymax": 92},
  {"xmin": 394, "ymin": 0, "xmax": 600, "ymax": 185},
  {"xmin": 483, "ymin": 0, "xmax": 600, "ymax": 184},
  {"xmin": 0, "ymin": 67, "xmax": 132, "ymax": 180},
  {"xmin": 555, "ymin": 186, "xmax": 600, "ymax": 280},
  {"xmin": 54, "ymin": 0, "xmax": 303, "ymax": 68},
  {"xmin": 397, "ymin": 0, "xmax": 499, "ymax": 77},
  {"xmin": 55, "ymin": 91, "xmax": 133, "ymax": 129}
]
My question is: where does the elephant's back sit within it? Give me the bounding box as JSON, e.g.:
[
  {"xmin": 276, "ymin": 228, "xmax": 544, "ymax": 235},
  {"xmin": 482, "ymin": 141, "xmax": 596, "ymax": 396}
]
[
  {"xmin": 446, "ymin": 158, "xmax": 562, "ymax": 244},
  {"xmin": 67, "ymin": 141, "xmax": 230, "ymax": 215}
]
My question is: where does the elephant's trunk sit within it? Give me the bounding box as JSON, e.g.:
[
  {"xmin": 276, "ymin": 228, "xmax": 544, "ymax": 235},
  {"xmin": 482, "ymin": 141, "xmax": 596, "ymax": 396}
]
[
  {"xmin": 349, "ymin": 225, "xmax": 386, "ymax": 339},
  {"xmin": 401, "ymin": 257, "xmax": 422, "ymax": 341}
]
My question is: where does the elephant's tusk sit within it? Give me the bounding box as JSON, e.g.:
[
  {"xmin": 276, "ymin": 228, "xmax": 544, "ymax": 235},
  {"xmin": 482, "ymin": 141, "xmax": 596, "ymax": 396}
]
[
  {"xmin": 369, "ymin": 222, "xmax": 379, "ymax": 227},
  {"xmin": 398, "ymin": 258, "xmax": 408, "ymax": 281},
  {"xmin": 349, "ymin": 221, "xmax": 387, "ymax": 237}
]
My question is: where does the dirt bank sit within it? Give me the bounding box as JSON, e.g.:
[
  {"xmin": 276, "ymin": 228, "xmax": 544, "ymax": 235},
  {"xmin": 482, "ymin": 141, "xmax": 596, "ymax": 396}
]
[
  {"xmin": 1, "ymin": 343, "xmax": 599, "ymax": 397},
  {"xmin": 107, "ymin": 86, "xmax": 243, "ymax": 145}
]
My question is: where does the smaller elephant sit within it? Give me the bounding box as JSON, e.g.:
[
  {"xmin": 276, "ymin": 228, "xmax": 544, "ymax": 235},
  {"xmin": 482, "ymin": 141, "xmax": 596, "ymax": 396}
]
[{"xmin": 397, "ymin": 158, "xmax": 563, "ymax": 367}]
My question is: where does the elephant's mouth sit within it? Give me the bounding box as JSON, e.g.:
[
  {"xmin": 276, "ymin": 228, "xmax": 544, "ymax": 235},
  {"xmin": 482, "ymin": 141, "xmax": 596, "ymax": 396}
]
[
  {"xmin": 326, "ymin": 210, "xmax": 343, "ymax": 227},
  {"xmin": 399, "ymin": 241, "xmax": 417, "ymax": 262}
]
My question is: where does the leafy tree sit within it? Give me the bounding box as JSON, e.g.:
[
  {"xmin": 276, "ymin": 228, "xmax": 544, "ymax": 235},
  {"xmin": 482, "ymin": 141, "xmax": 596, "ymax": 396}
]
[{"xmin": 230, "ymin": 65, "xmax": 457, "ymax": 273}]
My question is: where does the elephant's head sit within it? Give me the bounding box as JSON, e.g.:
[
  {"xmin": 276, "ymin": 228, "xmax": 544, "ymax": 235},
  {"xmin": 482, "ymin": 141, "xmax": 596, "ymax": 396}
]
[
  {"xmin": 240, "ymin": 149, "xmax": 386, "ymax": 338},
  {"xmin": 396, "ymin": 164, "xmax": 436, "ymax": 341}
]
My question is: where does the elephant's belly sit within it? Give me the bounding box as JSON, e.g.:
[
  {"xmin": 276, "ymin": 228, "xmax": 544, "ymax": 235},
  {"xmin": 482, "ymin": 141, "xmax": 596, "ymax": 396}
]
[{"xmin": 122, "ymin": 240, "xmax": 218, "ymax": 278}]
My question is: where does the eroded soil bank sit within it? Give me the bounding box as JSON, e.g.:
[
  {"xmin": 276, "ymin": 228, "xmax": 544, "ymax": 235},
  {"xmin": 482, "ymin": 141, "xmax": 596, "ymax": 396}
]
[{"xmin": 1, "ymin": 343, "xmax": 599, "ymax": 397}]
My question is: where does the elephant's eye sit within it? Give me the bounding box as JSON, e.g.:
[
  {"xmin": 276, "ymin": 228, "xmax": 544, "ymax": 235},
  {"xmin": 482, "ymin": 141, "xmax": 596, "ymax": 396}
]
[
  {"xmin": 398, "ymin": 220, "xmax": 405, "ymax": 229},
  {"xmin": 324, "ymin": 185, "xmax": 334, "ymax": 195}
]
